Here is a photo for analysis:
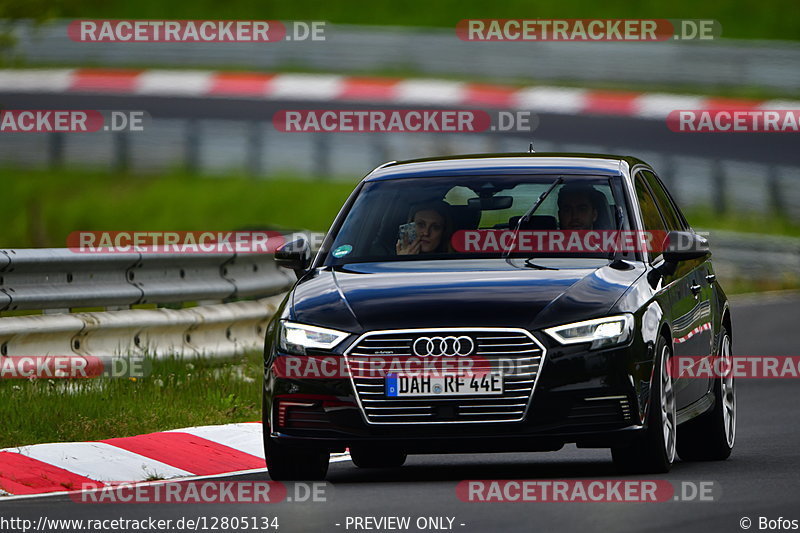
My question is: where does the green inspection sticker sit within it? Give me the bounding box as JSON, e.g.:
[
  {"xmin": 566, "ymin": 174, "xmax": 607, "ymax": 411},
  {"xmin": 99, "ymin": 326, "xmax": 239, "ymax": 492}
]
[{"xmin": 332, "ymin": 244, "xmax": 353, "ymax": 258}]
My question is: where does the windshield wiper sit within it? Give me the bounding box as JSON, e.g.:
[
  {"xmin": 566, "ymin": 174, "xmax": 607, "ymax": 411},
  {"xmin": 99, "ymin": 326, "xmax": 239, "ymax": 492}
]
[
  {"xmin": 607, "ymin": 206, "xmax": 625, "ymax": 261},
  {"xmin": 503, "ymin": 176, "xmax": 564, "ymax": 264}
]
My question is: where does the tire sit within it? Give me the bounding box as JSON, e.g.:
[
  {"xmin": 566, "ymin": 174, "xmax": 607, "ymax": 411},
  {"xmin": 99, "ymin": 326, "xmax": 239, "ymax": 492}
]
[
  {"xmin": 349, "ymin": 446, "xmax": 407, "ymax": 469},
  {"xmin": 612, "ymin": 335, "xmax": 676, "ymax": 474},
  {"xmin": 677, "ymin": 328, "xmax": 735, "ymax": 461},
  {"xmin": 264, "ymin": 436, "xmax": 330, "ymax": 481}
]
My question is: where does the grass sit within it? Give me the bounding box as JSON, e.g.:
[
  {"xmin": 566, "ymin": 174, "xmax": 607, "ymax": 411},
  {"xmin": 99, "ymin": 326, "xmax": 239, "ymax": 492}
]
[
  {"xmin": 724, "ymin": 277, "xmax": 800, "ymax": 295},
  {"xmin": 1, "ymin": 0, "xmax": 798, "ymax": 41},
  {"xmin": 686, "ymin": 208, "xmax": 800, "ymax": 238},
  {"xmin": 681, "ymin": 209, "xmax": 800, "ymax": 294},
  {"xmin": 5, "ymin": 167, "xmax": 358, "ymax": 249},
  {"xmin": 0, "ymin": 351, "xmax": 263, "ymax": 449}
]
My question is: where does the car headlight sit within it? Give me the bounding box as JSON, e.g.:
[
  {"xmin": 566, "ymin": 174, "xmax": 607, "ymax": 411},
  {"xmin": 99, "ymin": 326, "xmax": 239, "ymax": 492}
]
[
  {"xmin": 278, "ymin": 321, "xmax": 350, "ymax": 355},
  {"xmin": 544, "ymin": 314, "xmax": 634, "ymax": 349}
]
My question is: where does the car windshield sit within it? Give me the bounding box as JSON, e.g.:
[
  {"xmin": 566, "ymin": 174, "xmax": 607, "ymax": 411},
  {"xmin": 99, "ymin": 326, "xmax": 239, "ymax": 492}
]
[{"xmin": 322, "ymin": 174, "xmax": 634, "ymax": 266}]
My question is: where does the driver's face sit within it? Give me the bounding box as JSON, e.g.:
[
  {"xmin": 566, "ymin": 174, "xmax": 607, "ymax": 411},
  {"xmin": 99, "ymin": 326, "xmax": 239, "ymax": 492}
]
[
  {"xmin": 414, "ymin": 210, "xmax": 445, "ymax": 252},
  {"xmin": 558, "ymin": 193, "xmax": 598, "ymax": 230}
]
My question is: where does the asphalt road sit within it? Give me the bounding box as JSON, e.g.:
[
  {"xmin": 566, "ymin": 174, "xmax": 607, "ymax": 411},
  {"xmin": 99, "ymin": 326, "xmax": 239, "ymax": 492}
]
[
  {"xmin": 2, "ymin": 293, "xmax": 798, "ymax": 533},
  {"xmin": 1, "ymin": 92, "xmax": 798, "ymax": 166}
]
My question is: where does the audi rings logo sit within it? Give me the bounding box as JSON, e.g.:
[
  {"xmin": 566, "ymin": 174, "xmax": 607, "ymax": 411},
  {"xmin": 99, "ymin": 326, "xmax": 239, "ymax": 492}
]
[{"xmin": 412, "ymin": 336, "xmax": 475, "ymax": 357}]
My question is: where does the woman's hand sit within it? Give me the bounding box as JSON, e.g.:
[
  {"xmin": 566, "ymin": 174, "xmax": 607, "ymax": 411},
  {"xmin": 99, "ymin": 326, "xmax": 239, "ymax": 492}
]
[{"xmin": 396, "ymin": 234, "xmax": 422, "ymax": 255}]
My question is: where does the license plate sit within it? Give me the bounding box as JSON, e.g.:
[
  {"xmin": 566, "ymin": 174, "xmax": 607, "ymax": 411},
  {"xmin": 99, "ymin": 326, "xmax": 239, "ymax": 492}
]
[{"xmin": 385, "ymin": 373, "xmax": 503, "ymax": 397}]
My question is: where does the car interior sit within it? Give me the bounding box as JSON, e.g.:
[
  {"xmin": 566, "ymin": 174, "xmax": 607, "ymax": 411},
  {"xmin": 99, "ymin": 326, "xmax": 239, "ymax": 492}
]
[{"xmin": 345, "ymin": 179, "xmax": 624, "ymax": 260}]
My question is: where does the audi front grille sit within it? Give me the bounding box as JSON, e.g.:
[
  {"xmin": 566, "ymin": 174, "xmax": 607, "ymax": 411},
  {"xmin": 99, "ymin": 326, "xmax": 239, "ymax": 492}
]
[{"xmin": 344, "ymin": 328, "xmax": 546, "ymax": 425}]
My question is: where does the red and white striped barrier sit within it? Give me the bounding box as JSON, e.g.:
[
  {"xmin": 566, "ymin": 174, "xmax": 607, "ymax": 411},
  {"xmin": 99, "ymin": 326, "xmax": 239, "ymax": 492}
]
[
  {"xmin": 0, "ymin": 422, "xmax": 349, "ymax": 498},
  {"xmin": 1, "ymin": 68, "xmax": 797, "ymax": 119}
]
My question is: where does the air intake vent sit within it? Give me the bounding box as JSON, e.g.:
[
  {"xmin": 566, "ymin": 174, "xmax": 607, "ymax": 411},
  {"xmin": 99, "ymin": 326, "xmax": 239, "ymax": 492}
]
[{"xmin": 566, "ymin": 395, "xmax": 634, "ymax": 426}]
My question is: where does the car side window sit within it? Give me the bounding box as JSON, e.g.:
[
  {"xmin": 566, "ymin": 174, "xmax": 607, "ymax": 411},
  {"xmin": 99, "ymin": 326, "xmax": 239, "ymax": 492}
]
[
  {"xmin": 634, "ymin": 173, "xmax": 667, "ymax": 263},
  {"xmin": 642, "ymin": 170, "xmax": 684, "ymax": 231}
]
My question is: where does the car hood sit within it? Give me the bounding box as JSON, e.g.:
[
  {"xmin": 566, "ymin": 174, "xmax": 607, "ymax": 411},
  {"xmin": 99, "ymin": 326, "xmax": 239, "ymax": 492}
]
[{"xmin": 290, "ymin": 260, "xmax": 643, "ymax": 333}]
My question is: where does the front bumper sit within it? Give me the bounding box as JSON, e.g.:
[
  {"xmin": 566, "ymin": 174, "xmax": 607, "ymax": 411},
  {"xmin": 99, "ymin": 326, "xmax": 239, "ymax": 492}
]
[{"xmin": 263, "ymin": 334, "xmax": 654, "ymax": 453}]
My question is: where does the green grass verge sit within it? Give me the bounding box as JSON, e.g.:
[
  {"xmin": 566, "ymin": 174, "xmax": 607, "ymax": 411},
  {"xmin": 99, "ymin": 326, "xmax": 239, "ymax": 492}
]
[
  {"xmin": 5, "ymin": 168, "xmax": 358, "ymax": 249},
  {"xmin": 686, "ymin": 208, "xmax": 800, "ymax": 238},
  {"xmin": 2, "ymin": 0, "xmax": 798, "ymax": 41},
  {"xmin": 724, "ymin": 277, "xmax": 800, "ymax": 295},
  {"xmin": 0, "ymin": 351, "xmax": 263, "ymax": 449}
]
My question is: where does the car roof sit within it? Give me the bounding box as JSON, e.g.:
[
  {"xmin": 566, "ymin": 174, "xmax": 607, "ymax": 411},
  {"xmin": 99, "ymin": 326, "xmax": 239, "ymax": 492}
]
[{"xmin": 363, "ymin": 152, "xmax": 650, "ymax": 182}]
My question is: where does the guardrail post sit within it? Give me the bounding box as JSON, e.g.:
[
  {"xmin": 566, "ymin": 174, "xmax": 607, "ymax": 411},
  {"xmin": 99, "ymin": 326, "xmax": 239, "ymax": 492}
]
[
  {"xmin": 246, "ymin": 121, "xmax": 263, "ymax": 177},
  {"xmin": 484, "ymin": 134, "xmax": 503, "ymax": 154},
  {"xmin": 371, "ymin": 136, "xmax": 389, "ymax": 168},
  {"xmin": 767, "ymin": 165, "xmax": 785, "ymax": 217},
  {"xmin": 185, "ymin": 119, "xmax": 201, "ymax": 174},
  {"xmin": 112, "ymin": 131, "xmax": 130, "ymax": 173},
  {"xmin": 48, "ymin": 132, "xmax": 64, "ymax": 169},
  {"xmin": 659, "ymin": 155, "xmax": 678, "ymax": 203},
  {"xmin": 313, "ymin": 133, "xmax": 331, "ymax": 178},
  {"xmin": 711, "ymin": 159, "xmax": 727, "ymax": 215}
]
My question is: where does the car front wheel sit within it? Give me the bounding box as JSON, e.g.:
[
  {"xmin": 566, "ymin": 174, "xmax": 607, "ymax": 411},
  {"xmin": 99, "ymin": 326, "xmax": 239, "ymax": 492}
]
[
  {"xmin": 677, "ymin": 327, "xmax": 735, "ymax": 461},
  {"xmin": 612, "ymin": 335, "xmax": 676, "ymax": 474}
]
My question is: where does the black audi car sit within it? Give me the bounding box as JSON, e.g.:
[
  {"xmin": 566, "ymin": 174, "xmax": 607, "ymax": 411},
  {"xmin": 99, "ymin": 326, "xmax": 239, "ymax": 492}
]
[{"xmin": 262, "ymin": 153, "xmax": 735, "ymax": 480}]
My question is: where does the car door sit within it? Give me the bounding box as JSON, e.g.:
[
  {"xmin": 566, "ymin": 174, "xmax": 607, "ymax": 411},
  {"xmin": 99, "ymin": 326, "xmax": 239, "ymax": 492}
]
[
  {"xmin": 634, "ymin": 169, "xmax": 713, "ymax": 409},
  {"xmin": 643, "ymin": 171, "xmax": 716, "ymax": 405}
]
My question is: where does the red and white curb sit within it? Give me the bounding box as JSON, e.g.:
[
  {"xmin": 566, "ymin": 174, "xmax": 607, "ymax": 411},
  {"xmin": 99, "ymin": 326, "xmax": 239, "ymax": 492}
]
[
  {"xmin": 0, "ymin": 422, "xmax": 350, "ymax": 499},
  {"xmin": 1, "ymin": 68, "xmax": 798, "ymax": 119}
]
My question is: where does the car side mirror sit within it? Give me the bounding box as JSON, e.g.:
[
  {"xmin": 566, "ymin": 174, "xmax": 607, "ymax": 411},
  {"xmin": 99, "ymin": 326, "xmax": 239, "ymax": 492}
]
[
  {"xmin": 662, "ymin": 231, "xmax": 710, "ymax": 264},
  {"xmin": 275, "ymin": 238, "xmax": 311, "ymax": 277}
]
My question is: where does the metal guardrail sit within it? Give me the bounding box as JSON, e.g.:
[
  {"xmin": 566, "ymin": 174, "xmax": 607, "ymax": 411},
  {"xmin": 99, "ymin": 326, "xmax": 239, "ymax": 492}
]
[
  {"xmin": 701, "ymin": 230, "xmax": 800, "ymax": 281},
  {"xmin": 5, "ymin": 21, "xmax": 800, "ymax": 91},
  {"xmin": 0, "ymin": 248, "xmax": 297, "ymax": 359},
  {"xmin": 0, "ymin": 248, "xmax": 295, "ymax": 312},
  {"xmin": 0, "ymin": 295, "xmax": 286, "ymax": 359}
]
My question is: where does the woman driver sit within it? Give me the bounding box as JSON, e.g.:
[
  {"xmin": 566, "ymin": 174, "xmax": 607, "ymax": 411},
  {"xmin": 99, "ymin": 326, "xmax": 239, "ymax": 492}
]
[{"xmin": 396, "ymin": 201, "xmax": 452, "ymax": 255}]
